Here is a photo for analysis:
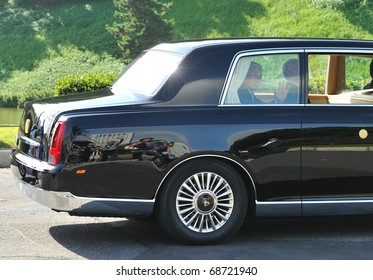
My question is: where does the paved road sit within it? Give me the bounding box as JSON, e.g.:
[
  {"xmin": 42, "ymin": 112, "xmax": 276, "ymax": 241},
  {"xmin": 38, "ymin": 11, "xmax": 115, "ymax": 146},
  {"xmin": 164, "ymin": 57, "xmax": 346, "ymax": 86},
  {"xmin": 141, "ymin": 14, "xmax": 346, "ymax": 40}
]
[
  {"xmin": 2, "ymin": 168, "xmax": 373, "ymax": 260},
  {"xmin": 0, "ymin": 149, "xmax": 10, "ymax": 168}
]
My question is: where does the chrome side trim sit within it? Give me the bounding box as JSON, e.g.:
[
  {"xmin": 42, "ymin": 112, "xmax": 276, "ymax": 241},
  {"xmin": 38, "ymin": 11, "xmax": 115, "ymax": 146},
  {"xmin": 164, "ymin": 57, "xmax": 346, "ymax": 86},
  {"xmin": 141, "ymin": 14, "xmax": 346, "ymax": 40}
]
[
  {"xmin": 255, "ymin": 198, "xmax": 373, "ymax": 217},
  {"xmin": 305, "ymin": 48, "xmax": 373, "ymax": 54},
  {"xmin": 303, "ymin": 198, "xmax": 373, "ymax": 216},
  {"xmin": 255, "ymin": 200, "xmax": 301, "ymax": 217},
  {"xmin": 303, "ymin": 198, "xmax": 373, "ymax": 204},
  {"xmin": 15, "ymin": 176, "xmax": 154, "ymax": 217}
]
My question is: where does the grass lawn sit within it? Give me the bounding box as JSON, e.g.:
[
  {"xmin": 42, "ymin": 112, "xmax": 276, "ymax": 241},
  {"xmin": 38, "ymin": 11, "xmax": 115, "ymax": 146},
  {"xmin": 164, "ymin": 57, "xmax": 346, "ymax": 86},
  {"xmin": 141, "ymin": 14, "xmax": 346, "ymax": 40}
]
[{"xmin": 0, "ymin": 127, "xmax": 18, "ymax": 149}]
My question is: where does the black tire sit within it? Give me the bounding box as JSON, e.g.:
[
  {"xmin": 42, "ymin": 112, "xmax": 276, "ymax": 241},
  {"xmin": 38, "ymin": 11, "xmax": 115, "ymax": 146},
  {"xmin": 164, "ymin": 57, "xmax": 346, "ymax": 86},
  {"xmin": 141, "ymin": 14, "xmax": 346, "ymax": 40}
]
[{"xmin": 157, "ymin": 159, "xmax": 248, "ymax": 244}]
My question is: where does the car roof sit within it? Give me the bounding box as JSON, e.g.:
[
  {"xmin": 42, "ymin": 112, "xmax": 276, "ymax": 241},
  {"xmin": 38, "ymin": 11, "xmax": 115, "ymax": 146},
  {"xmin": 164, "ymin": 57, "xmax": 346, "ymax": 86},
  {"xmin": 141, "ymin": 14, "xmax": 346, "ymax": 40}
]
[{"xmin": 152, "ymin": 38, "xmax": 373, "ymax": 55}]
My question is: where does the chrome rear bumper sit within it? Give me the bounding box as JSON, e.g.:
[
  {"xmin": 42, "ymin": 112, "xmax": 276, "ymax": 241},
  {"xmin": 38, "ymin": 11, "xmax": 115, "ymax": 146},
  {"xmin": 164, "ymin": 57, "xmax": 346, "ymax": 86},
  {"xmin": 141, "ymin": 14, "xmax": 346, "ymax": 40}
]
[
  {"xmin": 10, "ymin": 151, "xmax": 154, "ymax": 217},
  {"xmin": 14, "ymin": 175, "xmax": 154, "ymax": 217}
]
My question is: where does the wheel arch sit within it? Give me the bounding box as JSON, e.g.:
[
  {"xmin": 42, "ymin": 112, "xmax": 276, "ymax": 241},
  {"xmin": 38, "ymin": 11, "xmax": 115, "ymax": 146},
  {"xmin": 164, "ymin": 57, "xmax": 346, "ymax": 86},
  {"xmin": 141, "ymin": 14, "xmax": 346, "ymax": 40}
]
[{"xmin": 154, "ymin": 154, "xmax": 257, "ymax": 217}]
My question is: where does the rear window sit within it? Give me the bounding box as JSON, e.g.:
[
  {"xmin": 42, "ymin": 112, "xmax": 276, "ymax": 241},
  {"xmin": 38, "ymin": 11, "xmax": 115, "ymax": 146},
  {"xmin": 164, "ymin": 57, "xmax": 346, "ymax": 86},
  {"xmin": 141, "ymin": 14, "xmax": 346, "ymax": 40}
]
[{"xmin": 111, "ymin": 50, "xmax": 183, "ymax": 99}]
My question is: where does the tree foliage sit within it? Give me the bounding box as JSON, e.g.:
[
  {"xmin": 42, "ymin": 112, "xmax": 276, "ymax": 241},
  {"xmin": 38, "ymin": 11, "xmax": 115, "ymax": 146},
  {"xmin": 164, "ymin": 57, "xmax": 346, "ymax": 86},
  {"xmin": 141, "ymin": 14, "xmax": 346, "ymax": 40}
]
[{"xmin": 107, "ymin": 0, "xmax": 173, "ymax": 63}]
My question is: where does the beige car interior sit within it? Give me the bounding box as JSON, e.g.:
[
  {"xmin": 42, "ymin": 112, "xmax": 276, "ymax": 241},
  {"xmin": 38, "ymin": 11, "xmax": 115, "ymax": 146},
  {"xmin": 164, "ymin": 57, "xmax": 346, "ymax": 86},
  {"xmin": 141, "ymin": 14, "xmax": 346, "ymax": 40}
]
[{"xmin": 308, "ymin": 54, "xmax": 373, "ymax": 105}]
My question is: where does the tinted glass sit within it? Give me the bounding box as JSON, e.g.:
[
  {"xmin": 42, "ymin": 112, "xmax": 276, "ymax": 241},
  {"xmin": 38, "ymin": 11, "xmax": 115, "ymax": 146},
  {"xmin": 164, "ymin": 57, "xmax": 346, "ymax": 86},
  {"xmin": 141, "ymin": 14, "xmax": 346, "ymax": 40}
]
[{"xmin": 223, "ymin": 54, "xmax": 300, "ymax": 105}]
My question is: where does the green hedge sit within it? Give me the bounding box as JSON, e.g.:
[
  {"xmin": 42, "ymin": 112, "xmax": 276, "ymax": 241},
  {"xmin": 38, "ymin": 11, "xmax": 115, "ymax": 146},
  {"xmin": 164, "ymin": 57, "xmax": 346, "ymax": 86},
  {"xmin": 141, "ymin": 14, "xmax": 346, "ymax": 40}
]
[
  {"xmin": 0, "ymin": 71, "xmax": 119, "ymax": 107},
  {"xmin": 55, "ymin": 71, "xmax": 117, "ymax": 96}
]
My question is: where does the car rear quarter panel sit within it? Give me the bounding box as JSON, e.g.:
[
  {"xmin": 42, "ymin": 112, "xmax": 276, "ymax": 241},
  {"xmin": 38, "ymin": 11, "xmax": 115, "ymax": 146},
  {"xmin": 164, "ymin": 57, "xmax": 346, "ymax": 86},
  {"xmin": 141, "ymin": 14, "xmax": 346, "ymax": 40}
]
[{"xmin": 58, "ymin": 105, "xmax": 303, "ymax": 202}]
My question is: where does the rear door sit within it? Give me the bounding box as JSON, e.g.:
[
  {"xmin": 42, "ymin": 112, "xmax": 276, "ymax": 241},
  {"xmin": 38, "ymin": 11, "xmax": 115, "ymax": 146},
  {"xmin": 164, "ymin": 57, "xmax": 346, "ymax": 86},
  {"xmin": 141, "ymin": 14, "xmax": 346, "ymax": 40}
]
[
  {"xmin": 302, "ymin": 50, "xmax": 373, "ymax": 216},
  {"xmin": 221, "ymin": 49, "xmax": 306, "ymax": 217}
]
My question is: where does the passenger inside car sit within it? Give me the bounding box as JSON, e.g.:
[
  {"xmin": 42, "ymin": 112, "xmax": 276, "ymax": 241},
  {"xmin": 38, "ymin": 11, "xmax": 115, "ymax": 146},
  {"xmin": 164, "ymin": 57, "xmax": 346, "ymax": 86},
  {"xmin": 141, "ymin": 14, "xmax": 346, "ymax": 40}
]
[
  {"xmin": 274, "ymin": 58, "xmax": 299, "ymax": 103},
  {"xmin": 223, "ymin": 54, "xmax": 301, "ymax": 105},
  {"xmin": 237, "ymin": 62, "xmax": 263, "ymax": 104}
]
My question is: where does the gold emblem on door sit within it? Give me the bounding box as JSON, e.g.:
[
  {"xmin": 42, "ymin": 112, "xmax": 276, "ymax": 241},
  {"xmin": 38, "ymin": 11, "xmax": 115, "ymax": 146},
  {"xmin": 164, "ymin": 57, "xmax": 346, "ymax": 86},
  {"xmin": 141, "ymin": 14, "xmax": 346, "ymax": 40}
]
[{"xmin": 359, "ymin": 129, "xmax": 368, "ymax": 139}]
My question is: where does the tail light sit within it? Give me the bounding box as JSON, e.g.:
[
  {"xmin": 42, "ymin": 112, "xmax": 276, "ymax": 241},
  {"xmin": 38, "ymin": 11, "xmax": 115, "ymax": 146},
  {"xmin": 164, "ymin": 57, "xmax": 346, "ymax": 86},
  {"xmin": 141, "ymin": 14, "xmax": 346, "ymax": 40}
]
[{"xmin": 48, "ymin": 121, "xmax": 66, "ymax": 166}]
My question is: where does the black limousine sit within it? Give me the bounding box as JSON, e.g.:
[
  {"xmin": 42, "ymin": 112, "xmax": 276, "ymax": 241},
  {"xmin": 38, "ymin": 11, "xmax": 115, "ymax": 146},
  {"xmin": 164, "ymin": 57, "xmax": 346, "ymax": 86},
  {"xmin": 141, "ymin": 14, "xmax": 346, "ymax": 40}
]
[{"xmin": 11, "ymin": 38, "xmax": 373, "ymax": 244}]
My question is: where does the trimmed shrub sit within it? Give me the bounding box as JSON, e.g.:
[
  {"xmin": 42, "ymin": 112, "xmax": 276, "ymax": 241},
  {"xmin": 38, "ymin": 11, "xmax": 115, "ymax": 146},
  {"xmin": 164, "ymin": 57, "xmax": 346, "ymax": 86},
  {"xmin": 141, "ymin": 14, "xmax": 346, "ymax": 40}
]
[{"xmin": 55, "ymin": 71, "xmax": 117, "ymax": 96}]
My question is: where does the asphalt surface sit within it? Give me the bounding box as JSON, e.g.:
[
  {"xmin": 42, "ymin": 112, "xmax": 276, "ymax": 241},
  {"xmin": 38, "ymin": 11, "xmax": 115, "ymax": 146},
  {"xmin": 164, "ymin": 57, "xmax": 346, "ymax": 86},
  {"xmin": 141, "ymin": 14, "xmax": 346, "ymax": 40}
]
[
  {"xmin": 0, "ymin": 149, "xmax": 10, "ymax": 168},
  {"xmin": 2, "ymin": 167, "xmax": 373, "ymax": 260}
]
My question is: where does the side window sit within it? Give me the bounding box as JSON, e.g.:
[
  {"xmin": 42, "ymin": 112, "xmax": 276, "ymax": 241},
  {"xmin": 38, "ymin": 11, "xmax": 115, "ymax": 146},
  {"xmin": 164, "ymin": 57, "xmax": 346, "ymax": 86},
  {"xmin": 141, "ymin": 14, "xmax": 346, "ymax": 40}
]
[
  {"xmin": 308, "ymin": 54, "xmax": 373, "ymax": 105},
  {"xmin": 223, "ymin": 54, "xmax": 300, "ymax": 105}
]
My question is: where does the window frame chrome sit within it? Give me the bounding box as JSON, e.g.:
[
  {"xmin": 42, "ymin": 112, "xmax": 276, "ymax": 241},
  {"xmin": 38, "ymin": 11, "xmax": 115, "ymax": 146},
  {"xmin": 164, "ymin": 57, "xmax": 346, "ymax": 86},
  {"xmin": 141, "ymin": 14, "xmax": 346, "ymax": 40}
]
[{"xmin": 219, "ymin": 48, "xmax": 305, "ymax": 107}]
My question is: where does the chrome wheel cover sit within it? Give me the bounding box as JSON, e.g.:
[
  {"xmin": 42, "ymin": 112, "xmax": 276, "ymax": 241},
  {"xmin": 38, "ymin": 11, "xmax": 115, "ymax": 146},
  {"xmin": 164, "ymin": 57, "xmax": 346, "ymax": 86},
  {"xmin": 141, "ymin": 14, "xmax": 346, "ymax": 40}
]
[{"xmin": 176, "ymin": 172, "xmax": 234, "ymax": 233}]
